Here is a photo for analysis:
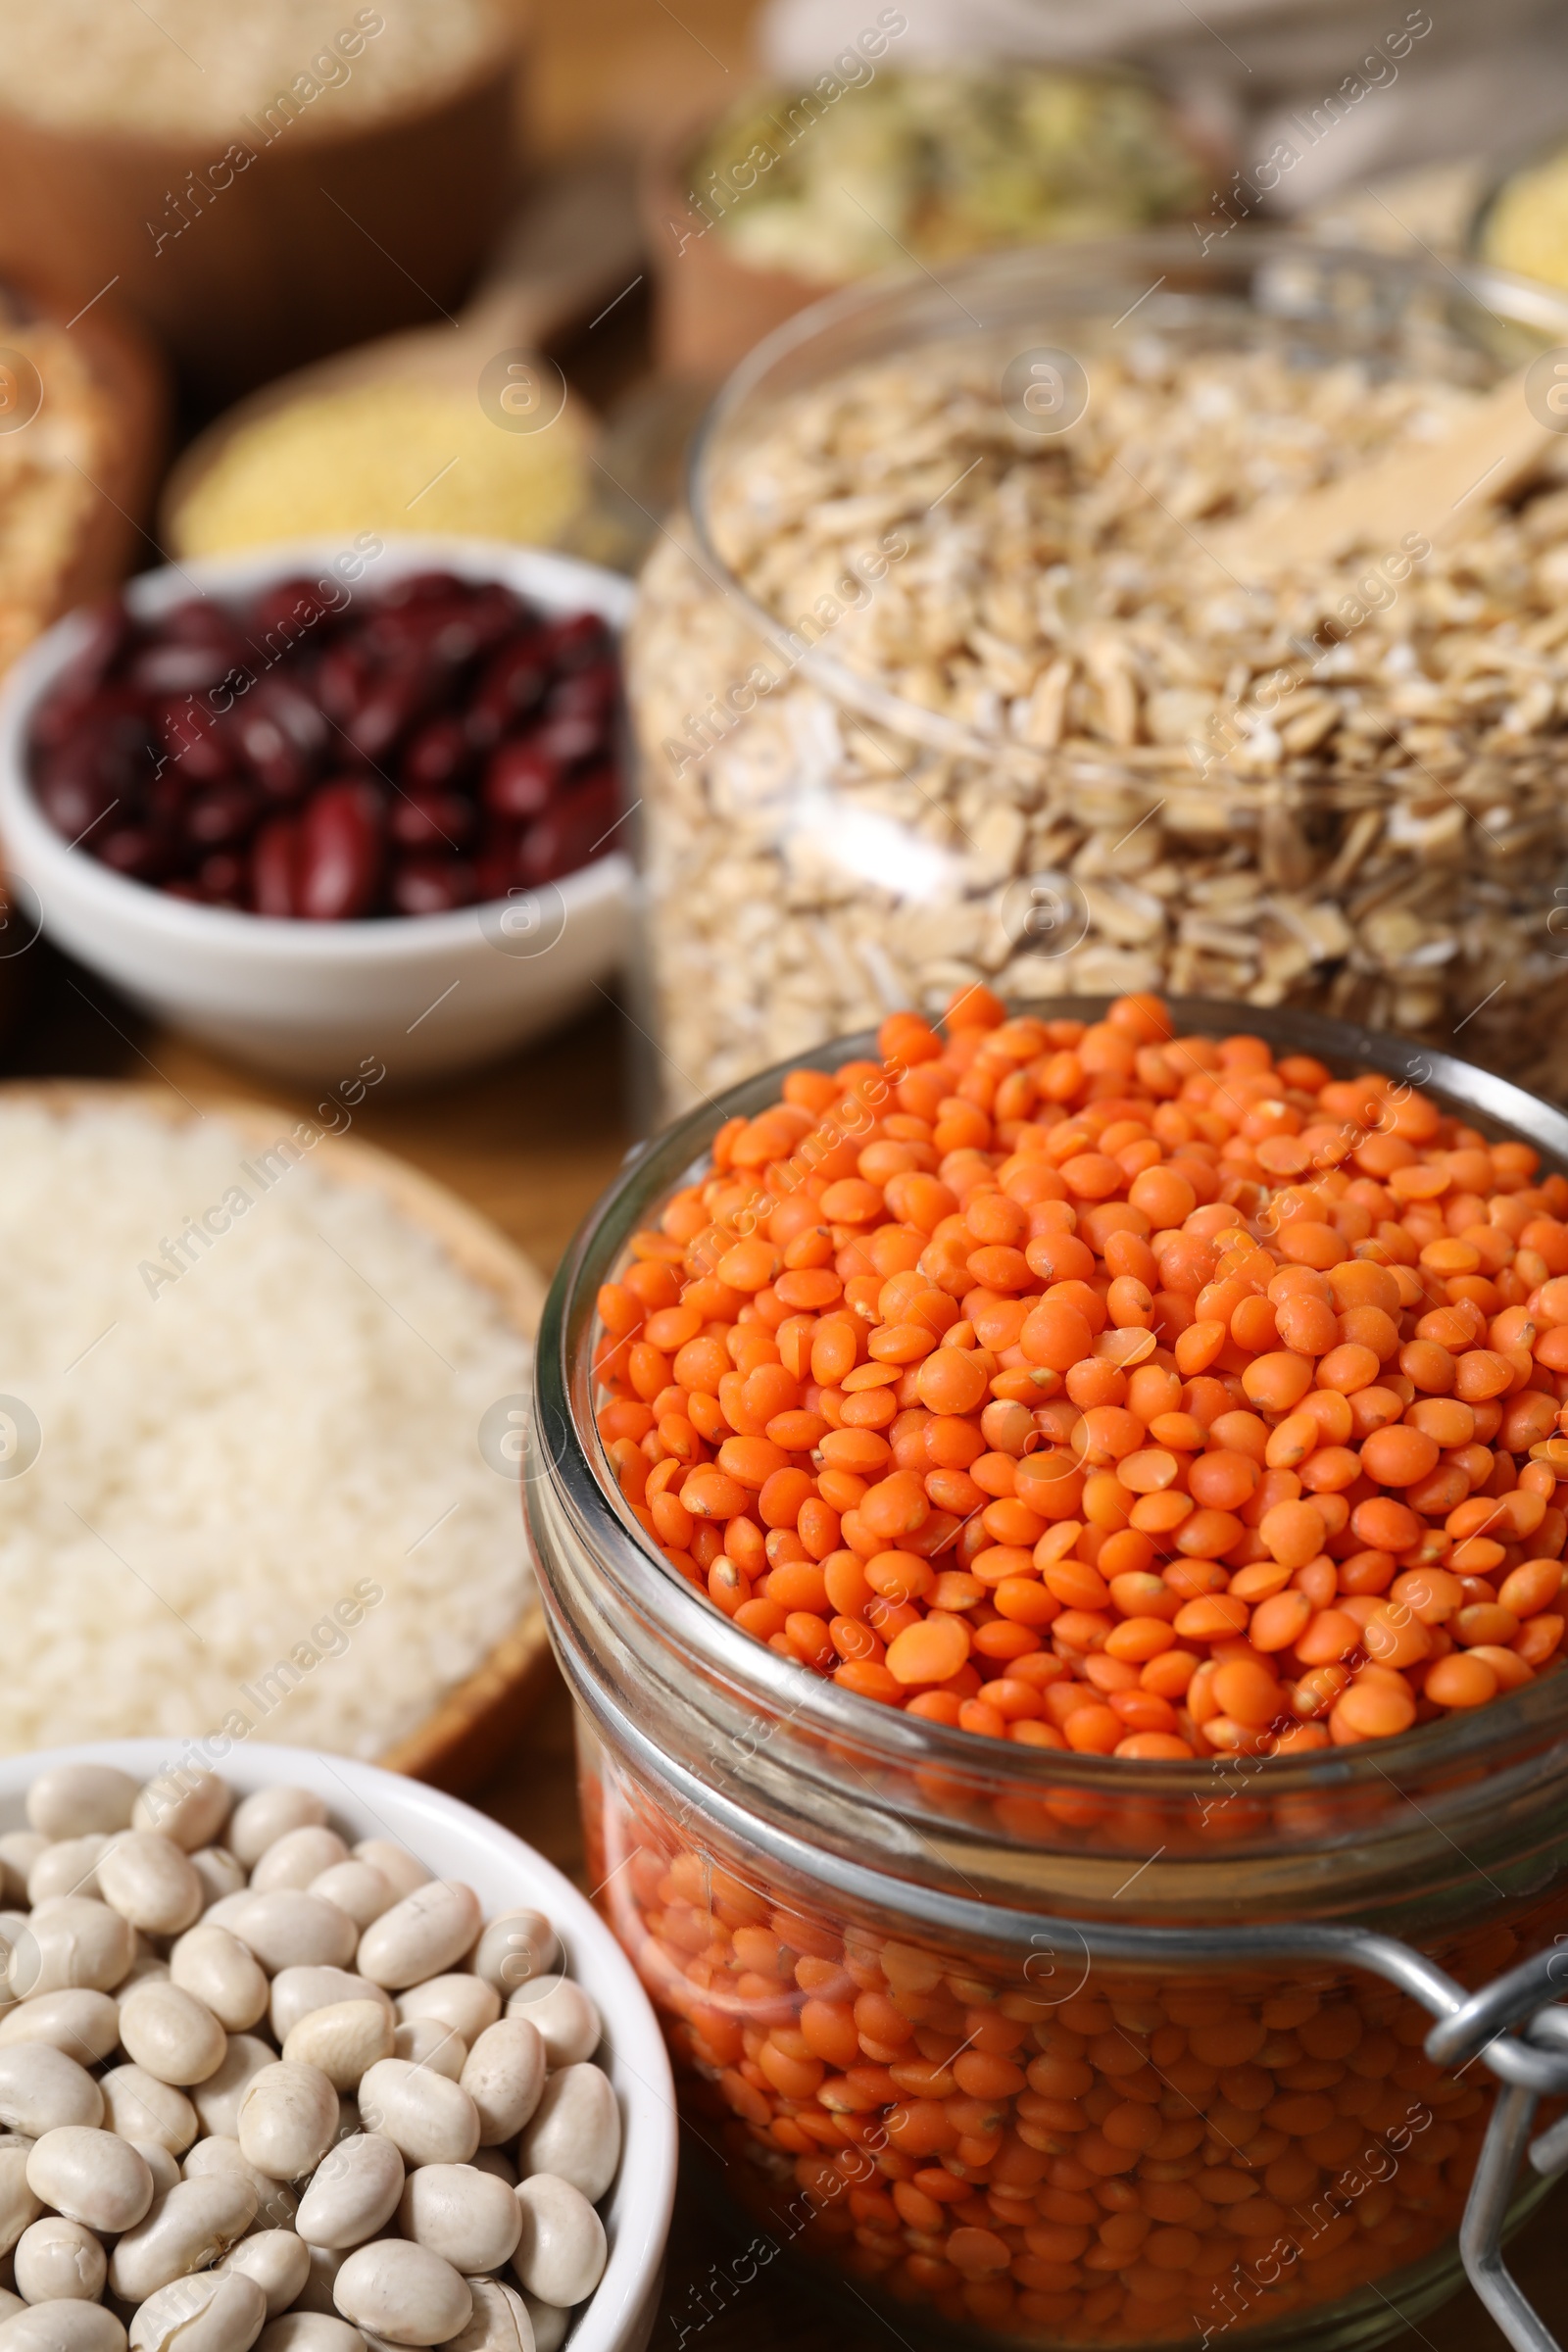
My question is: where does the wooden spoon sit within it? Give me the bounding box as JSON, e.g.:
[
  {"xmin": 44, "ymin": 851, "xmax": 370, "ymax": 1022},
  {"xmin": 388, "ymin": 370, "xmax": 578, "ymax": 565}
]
[
  {"xmin": 1210, "ymin": 365, "xmax": 1552, "ymax": 577},
  {"xmin": 161, "ymin": 155, "xmax": 643, "ymax": 551}
]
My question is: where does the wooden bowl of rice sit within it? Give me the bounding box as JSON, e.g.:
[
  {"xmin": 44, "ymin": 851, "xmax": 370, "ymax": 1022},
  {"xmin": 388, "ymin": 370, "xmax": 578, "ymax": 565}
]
[
  {"xmin": 0, "ymin": 1081, "xmax": 552, "ymax": 1792},
  {"xmin": 0, "ymin": 0, "xmax": 523, "ymax": 404}
]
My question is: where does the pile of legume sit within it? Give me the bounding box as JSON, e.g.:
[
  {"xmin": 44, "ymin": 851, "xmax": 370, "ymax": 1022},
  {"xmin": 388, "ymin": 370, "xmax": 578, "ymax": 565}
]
[
  {"xmin": 595, "ymin": 993, "xmax": 1568, "ymax": 1760},
  {"xmin": 0, "ymin": 1763, "xmax": 620, "ymax": 2352}
]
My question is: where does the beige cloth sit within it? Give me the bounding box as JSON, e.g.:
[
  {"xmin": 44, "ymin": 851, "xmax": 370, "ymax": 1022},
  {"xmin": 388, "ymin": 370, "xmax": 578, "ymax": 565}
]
[{"xmin": 760, "ymin": 0, "xmax": 1568, "ymax": 209}]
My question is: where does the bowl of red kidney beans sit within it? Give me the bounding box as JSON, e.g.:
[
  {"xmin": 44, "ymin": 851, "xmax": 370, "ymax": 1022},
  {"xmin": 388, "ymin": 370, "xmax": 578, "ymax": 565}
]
[{"xmin": 0, "ymin": 539, "xmax": 637, "ymax": 1081}]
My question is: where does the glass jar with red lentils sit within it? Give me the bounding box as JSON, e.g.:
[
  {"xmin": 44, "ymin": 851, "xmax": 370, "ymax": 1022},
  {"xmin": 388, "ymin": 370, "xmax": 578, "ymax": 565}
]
[{"xmin": 525, "ymin": 992, "xmax": 1568, "ymax": 2350}]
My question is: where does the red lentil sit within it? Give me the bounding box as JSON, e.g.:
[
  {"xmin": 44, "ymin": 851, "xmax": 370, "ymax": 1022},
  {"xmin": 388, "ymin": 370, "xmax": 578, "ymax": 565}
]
[{"xmin": 596, "ymin": 993, "xmax": 1568, "ymax": 1760}]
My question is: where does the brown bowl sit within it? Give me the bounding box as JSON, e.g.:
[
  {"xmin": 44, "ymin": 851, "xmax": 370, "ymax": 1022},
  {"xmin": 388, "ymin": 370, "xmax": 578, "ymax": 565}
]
[
  {"xmin": 0, "ymin": 1081, "xmax": 551, "ymax": 1792},
  {"xmin": 0, "ymin": 274, "xmax": 167, "ymax": 660},
  {"xmin": 644, "ymin": 124, "xmax": 831, "ymax": 382},
  {"xmin": 0, "ymin": 30, "xmax": 523, "ymax": 405}
]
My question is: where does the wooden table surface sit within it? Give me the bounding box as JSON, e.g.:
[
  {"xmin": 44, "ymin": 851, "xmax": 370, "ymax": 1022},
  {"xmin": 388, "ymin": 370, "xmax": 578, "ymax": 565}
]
[{"xmin": 6, "ymin": 0, "xmax": 1568, "ymax": 2342}]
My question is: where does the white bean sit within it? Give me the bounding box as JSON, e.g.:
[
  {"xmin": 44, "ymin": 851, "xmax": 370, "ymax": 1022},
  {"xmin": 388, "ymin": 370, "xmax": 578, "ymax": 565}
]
[
  {"xmin": 356, "ymin": 1889, "xmax": 480, "ymax": 1995},
  {"xmin": 396, "ymin": 2166, "xmax": 520, "ymax": 2276},
  {"xmin": 0, "ymin": 2302, "xmax": 125, "ymax": 2352},
  {"xmin": 391, "ymin": 2023, "xmax": 464, "ymax": 2084},
  {"xmin": 237, "ymin": 2065, "xmax": 338, "ymax": 2182},
  {"xmin": 259, "ymin": 2319, "xmax": 366, "ymax": 2352},
  {"xmin": 515, "ymin": 2067, "xmax": 618, "ymax": 2203},
  {"xmin": 26, "ymin": 1770, "xmax": 137, "ymax": 1844},
  {"xmin": 181, "ymin": 2140, "xmax": 296, "ymax": 2233},
  {"xmin": 26, "ymin": 2130, "xmax": 153, "ymax": 2232},
  {"xmin": 467, "ymin": 1916, "xmax": 558, "ymax": 2002},
  {"xmin": 511, "ymin": 2176, "xmax": 605, "ymax": 2309},
  {"xmin": 292, "ymin": 2246, "xmax": 347, "ymax": 2320},
  {"xmin": 14, "ymin": 2216, "xmax": 107, "ymax": 2304},
  {"xmin": 270, "ymin": 1972, "xmax": 393, "ymax": 2048},
  {"xmin": 505, "ymin": 1979, "xmax": 599, "ymax": 2071},
  {"xmin": 249, "ymin": 1833, "xmax": 349, "ymax": 1898},
  {"xmin": 132, "ymin": 2144, "xmax": 181, "ymax": 2202},
  {"xmin": 332, "ymin": 2243, "xmax": 470, "ymax": 2348},
  {"xmin": 96, "ymin": 1838, "xmax": 203, "ymax": 1940},
  {"xmin": 282, "ymin": 2004, "xmax": 393, "ymax": 2096},
  {"xmin": 0, "ymin": 2050, "xmax": 103, "ymax": 2138},
  {"xmin": 517, "ymin": 2296, "xmax": 567, "ymax": 2352},
  {"xmin": 293, "ymin": 2134, "xmax": 403, "ymax": 2252},
  {"xmin": 197, "ymin": 1894, "xmax": 255, "ymax": 1936},
  {"xmin": 169, "ymin": 1929, "xmax": 269, "ymax": 2034},
  {"xmin": 187, "ymin": 1850, "xmax": 246, "ymax": 1910},
  {"xmin": 227, "ymin": 1792, "xmax": 328, "ymax": 1873},
  {"xmin": 459, "ymin": 2025, "xmax": 544, "ymax": 2150},
  {"xmin": 131, "ymin": 1776, "xmax": 231, "ymax": 1857},
  {"xmin": 26, "ymin": 1842, "xmax": 107, "ymax": 1909},
  {"xmin": 0, "ymin": 1994, "xmax": 120, "ymax": 2066},
  {"xmin": 116, "ymin": 1985, "xmax": 225, "ymax": 2090},
  {"xmin": 394, "ymin": 1984, "xmax": 498, "ymax": 2045},
  {"xmin": 306, "ymin": 1868, "xmax": 394, "ymax": 1933},
  {"xmin": 355, "ymin": 2066, "xmax": 478, "ymax": 2173},
  {"xmin": 0, "ymin": 2148, "xmax": 41, "ymax": 2257},
  {"xmin": 0, "ymin": 2304, "xmax": 25, "ymax": 2332},
  {"xmin": 469, "ymin": 2148, "xmax": 515, "ymax": 2189},
  {"xmin": 118, "ymin": 1959, "xmax": 171, "ymax": 1995},
  {"xmin": 234, "ymin": 1898, "xmax": 357, "ymax": 1977},
  {"xmin": 350, "ymin": 1847, "xmax": 429, "ymax": 1902},
  {"xmin": 128, "ymin": 2269, "xmax": 266, "ymax": 2352},
  {"xmin": 0, "ymin": 1845, "xmax": 46, "ymax": 1910},
  {"xmin": 190, "ymin": 2036, "xmax": 274, "ymax": 2141},
  {"xmin": 98, "ymin": 2068, "xmax": 198, "ymax": 2157},
  {"xmin": 440, "ymin": 2279, "xmax": 532, "ymax": 2352},
  {"xmin": 109, "ymin": 2173, "xmax": 257, "ymax": 2301},
  {"xmin": 9, "ymin": 1899, "xmax": 133, "ymax": 1999},
  {"xmin": 220, "ymin": 2230, "xmax": 311, "ymax": 2318}
]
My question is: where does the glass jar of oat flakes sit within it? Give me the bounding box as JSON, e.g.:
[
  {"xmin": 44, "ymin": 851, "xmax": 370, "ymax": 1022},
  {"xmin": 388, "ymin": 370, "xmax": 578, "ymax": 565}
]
[{"xmin": 626, "ymin": 232, "xmax": 1568, "ymax": 1119}]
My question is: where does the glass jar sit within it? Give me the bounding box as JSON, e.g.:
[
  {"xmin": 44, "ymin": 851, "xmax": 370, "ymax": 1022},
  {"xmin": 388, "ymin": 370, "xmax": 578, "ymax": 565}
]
[
  {"xmin": 524, "ymin": 1003, "xmax": 1568, "ymax": 2352},
  {"xmin": 625, "ymin": 232, "xmax": 1568, "ymax": 1119}
]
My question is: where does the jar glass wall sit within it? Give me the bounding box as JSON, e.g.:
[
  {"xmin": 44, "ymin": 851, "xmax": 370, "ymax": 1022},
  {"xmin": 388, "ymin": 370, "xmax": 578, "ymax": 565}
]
[
  {"xmin": 626, "ymin": 234, "xmax": 1568, "ymax": 1117},
  {"xmin": 524, "ymin": 1006, "xmax": 1568, "ymax": 2348}
]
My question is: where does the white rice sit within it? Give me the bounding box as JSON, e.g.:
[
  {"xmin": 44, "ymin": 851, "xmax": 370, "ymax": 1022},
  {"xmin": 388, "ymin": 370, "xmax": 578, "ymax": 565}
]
[
  {"xmin": 0, "ymin": 0, "xmax": 506, "ymax": 137},
  {"xmin": 0, "ymin": 1102, "xmax": 533, "ymax": 1758}
]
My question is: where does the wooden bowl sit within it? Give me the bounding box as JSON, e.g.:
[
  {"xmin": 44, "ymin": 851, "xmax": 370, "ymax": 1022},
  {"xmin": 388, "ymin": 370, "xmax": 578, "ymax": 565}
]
[
  {"xmin": 644, "ymin": 124, "xmax": 830, "ymax": 382},
  {"xmin": 0, "ymin": 31, "xmax": 523, "ymax": 405},
  {"xmin": 0, "ymin": 1081, "xmax": 552, "ymax": 1793}
]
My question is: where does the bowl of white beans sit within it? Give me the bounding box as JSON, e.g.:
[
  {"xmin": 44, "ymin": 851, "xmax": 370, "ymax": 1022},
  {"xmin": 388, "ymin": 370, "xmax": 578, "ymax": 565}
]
[{"xmin": 0, "ymin": 1743, "xmax": 676, "ymax": 2352}]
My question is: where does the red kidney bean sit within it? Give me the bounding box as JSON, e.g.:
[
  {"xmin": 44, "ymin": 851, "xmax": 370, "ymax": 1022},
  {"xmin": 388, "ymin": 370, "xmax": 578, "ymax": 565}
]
[
  {"xmin": 252, "ymin": 815, "xmax": 301, "ymax": 916},
  {"xmin": 483, "ymin": 741, "xmax": 558, "ymax": 820},
  {"xmin": 297, "ymin": 779, "xmax": 384, "ymax": 920},
  {"xmin": 185, "ymin": 783, "xmax": 260, "ymax": 849},
  {"xmin": 198, "ymin": 852, "xmax": 247, "ymax": 902},
  {"xmin": 403, "ymin": 716, "xmax": 469, "ymax": 792},
  {"xmin": 156, "ymin": 700, "xmax": 233, "ymax": 783},
  {"xmin": 98, "ymin": 824, "xmax": 170, "ymax": 880},
  {"xmin": 518, "ymin": 773, "xmax": 617, "ymax": 884},
  {"xmin": 389, "ymin": 858, "xmax": 476, "ymax": 915},
  {"xmin": 29, "ymin": 572, "xmax": 623, "ymax": 920},
  {"xmin": 390, "ymin": 792, "xmax": 474, "ymax": 851}
]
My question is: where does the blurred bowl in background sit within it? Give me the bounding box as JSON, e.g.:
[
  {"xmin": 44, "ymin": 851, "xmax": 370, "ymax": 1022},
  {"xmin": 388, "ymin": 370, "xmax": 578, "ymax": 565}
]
[
  {"xmin": 0, "ymin": 6, "xmax": 523, "ymax": 404},
  {"xmin": 0, "ymin": 536, "xmax": 636, "ymax": 1082},
  {"xmin": 647, "ymin": 61, "xmax": 1219, "ymax": 380}
]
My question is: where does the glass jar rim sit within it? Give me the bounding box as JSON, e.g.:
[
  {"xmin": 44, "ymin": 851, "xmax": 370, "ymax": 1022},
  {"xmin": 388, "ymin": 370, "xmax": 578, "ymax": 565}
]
[
  {"xmin": 535, "ymin": 992, "xmax": 1568, "ymax": 1821},
  {"xmin": 680, "ymin": 225, "xmax": 1568, "ymax": 773}
]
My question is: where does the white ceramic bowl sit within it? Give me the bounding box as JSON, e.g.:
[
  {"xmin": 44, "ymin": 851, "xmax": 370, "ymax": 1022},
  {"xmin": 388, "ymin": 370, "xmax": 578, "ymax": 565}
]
[
  {"xmin": 0, "ymin": 538, "xmax": 637, "ymax": 1082},
  {"xmin": 0, "ymin": 1738, "xmax": 676, "ymax": 2352}
]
